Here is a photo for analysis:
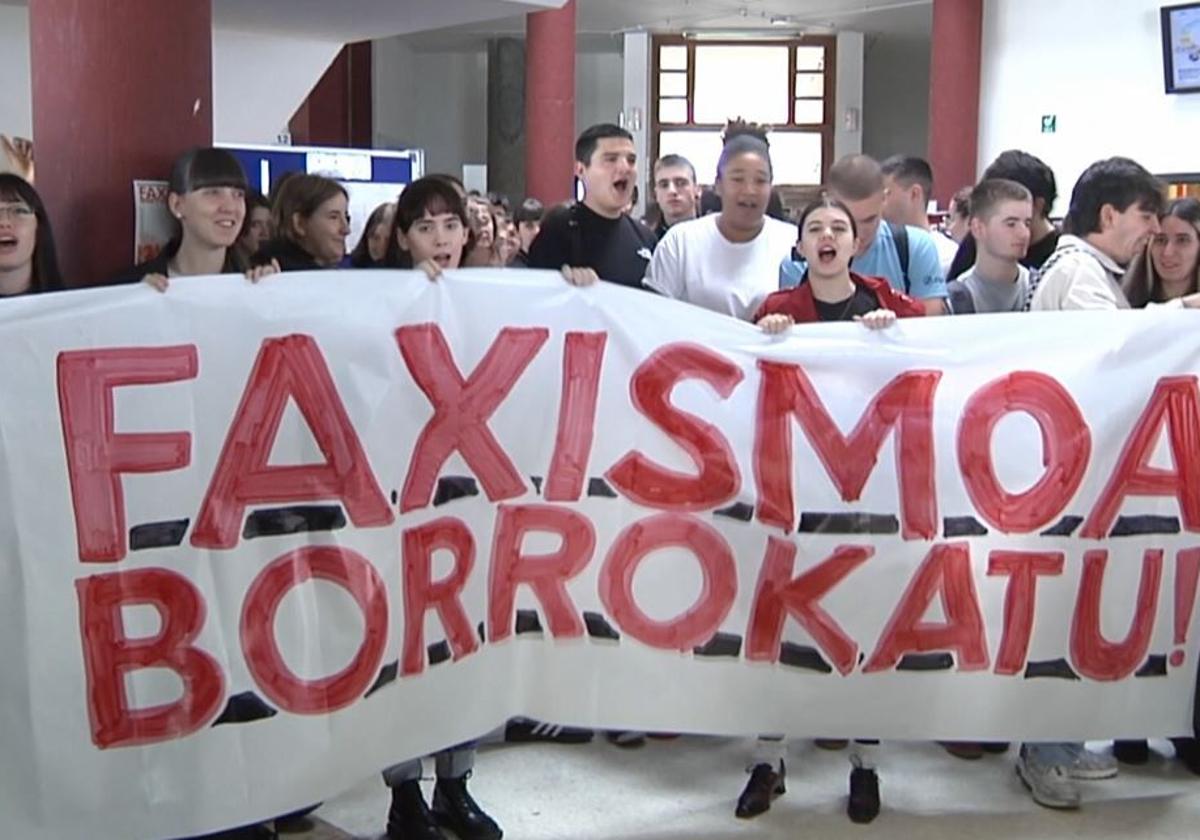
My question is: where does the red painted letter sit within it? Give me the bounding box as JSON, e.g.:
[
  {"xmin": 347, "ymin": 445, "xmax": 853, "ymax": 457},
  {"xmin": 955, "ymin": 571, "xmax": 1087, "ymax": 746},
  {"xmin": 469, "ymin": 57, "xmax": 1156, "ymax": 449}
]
[
  {"xmin": 598, "ymin": 513, "xmax": 737, "ymax": 650},
  {"xmin": 241, "ymin": 546, "xmax": 388, "ymax": 714},
  {"xmin": 746, "ymin": 537, "xmax": 873, "ymax": 675},
  {"xmin": 397, "ymin": 324, "xmax": 547, "ymax": 512},
  {"xmin": 1083, "ymin": 376, "xmax": 1200, "ymax": 538},
  {"xmin": 191, "ymin": 335, "xmax": 392, "ymax": 549},
  {"xmin": 58, "ymin": 346, "xmax": 197, "ymax": 562},
  {"xmin": 958, "ymin": 372, "xmax": 1091, "ymax": 533},
  {"xmin": 755, "ymin": 363, "xmax": 941, "ymax": 538},
  {"xmin": 864, "ymin": 542, "xmax": 989, "ymax": 672},
  {"xmin": 987, "ymin": 551, "xmax": 1065, "ymax": 675},
  {"xmin": 488, "ymin": 504, "xmax": 595, "ymax": 642},
  {"xmin": 76, "ymin": 568, "xmax": 224, "ymax": 747},
  {"xmin": 402, "ymin": 517, "xmax": 479, "ymax": 675},
  {"xmin": 1070, "ymin": 549, "xmax": 1163, "ymax": 681},
  {"xmin": 545, "ymin": 331, "xmax": 607, "ymax": 502},
  {"xmin": 606, "ymin": 343, "xmax": 743, "ymax": 511}
]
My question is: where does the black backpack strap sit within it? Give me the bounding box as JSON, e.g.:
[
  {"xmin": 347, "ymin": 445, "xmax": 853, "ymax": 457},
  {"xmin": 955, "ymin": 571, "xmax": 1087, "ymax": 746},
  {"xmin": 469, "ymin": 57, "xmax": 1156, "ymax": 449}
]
[
  {"xmin": 567, "ymin": 203, "xmax": 585, "ymax": 268},
  {"xmin": 945, "ymin": 280, "xmax": 975, "ymax": 315},
  {"xmin": 888, "ymin": 221, "xmax": 911, "ymax": 293}
]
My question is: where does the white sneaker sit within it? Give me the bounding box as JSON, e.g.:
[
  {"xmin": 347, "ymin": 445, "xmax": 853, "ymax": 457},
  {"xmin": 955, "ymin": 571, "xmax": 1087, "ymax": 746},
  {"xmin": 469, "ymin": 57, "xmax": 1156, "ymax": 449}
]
[
  {"xmin": 1061, "ymin": 743, "xmax": 1118, "ymax": 780},
  {"xmin": 1017, "ymin": 745, "xmax": 1081, "ymax": 809}
]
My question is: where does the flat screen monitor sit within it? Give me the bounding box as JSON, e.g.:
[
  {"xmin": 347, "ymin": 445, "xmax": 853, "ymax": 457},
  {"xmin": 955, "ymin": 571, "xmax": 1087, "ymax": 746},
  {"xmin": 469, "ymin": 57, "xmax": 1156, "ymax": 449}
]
[{"xmin": 1163, "ymin": 2, "xmax": 1200, "ymax": 93}]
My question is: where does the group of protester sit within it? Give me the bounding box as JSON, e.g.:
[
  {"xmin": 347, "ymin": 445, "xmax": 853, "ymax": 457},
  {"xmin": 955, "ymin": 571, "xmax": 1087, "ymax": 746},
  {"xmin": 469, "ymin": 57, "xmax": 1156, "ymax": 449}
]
[
  {"xmin": 2, "ymin": 119, "xmax": 1199, "ymax": 840},
  {"xmin": 531, "ymin": 120, "xmax": 1200, "ymax": 830}
]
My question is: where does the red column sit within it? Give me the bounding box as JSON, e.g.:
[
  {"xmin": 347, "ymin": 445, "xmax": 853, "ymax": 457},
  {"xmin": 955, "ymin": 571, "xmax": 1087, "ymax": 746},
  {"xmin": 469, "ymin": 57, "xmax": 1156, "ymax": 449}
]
[
  {"xmin": 525, "ymin": 0, "xmax": 576, "ymax": 205},
  {"xmin": 289, "ymin": 42, "xmax": 373, "ymax": 149},
  {"xmin": 927, "ymin": 0, "xmax": 983, "ymax": 207},
  {"xmin": 30, "ymin": 0, "xmax": 213, "ymax": 287}
]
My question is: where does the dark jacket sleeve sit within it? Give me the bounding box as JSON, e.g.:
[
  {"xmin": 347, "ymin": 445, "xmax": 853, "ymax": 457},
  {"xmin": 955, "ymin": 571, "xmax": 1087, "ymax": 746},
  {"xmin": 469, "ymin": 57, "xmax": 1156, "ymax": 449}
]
[
  {"xmin": 109, "ymin": 252, "xmax": 170, "ymax": 286},
  {"xmin": 253, "ymin": 239, "xmax": 320, "ymax": 272}
]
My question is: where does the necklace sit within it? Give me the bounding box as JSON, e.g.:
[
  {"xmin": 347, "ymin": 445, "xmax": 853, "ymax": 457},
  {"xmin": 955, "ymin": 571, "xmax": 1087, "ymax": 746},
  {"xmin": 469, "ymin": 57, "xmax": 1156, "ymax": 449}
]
[{"xmin": 817, "ymin": 289, "xmax": 858, "ymax": 322}]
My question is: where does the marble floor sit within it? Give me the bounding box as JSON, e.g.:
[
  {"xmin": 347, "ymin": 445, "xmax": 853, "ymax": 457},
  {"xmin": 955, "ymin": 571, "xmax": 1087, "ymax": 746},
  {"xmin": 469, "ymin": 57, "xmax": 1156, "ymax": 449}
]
[{"xmin": 267, "ymin": 736, "xmax": 1200, "ymax": 839}]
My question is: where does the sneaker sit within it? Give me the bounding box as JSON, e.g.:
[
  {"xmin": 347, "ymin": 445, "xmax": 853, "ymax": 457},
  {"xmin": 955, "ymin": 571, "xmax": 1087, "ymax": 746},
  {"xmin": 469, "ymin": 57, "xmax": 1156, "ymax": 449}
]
[
  {"xmin": 1016, "ymin": 745, "xmax": 1081, "ymax": 810},
  {"xmin": 1113, "ymin": 739, "xmax": 1150, "ymax": 765},
  {"xmin": 606, "ymin": 730, "xmax": 647, "ymax": 748},
  {"xmin": 847, "ymin": 767, "xmax": 880, "ymax": 824},
  {"xmin": 940, "ymin": 741, "xmax": 984, "ymax": 760},
  {"xmin": 814, "ymin": 738, "xmax": 849, "ymax": 750},
  {"xmin": 504, "ymin": 718, "xmax": 594, "ymax": 744},
  {"xmin": 1172, "ymin": 737, "xmax": 1200, "ymax": 776},
  {"xmin": 735, "ymin": 761, "xmax": 786, "ymax": 818},
  {"xmin": 1061, "ymin": 743, "xmax": 1118, "ymax": 780}
]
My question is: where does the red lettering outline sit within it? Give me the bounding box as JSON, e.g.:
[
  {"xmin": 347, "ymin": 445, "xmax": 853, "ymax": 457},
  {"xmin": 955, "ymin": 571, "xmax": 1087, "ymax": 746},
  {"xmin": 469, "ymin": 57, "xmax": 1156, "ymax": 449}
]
[
  {"xmin": 241, "ymin": 546, "xmax": 388, "ymax": 714},
  {"xmin": 396, "ymin": 325, "xmax": 547, "ymax": 512},
  {"xmin": 57, "ymin": 346, "xmax": 197, "ymax": 562},
  {"xmin": 598, "ymin": 513, "xmax": 737, "ymax": 650},
  {"xmin": 755, "ymin": 363, "xmax": 941, "ymax": 538},
  {"xmin": 606, "ymin": 343, "xmax": 743, "ymax": 511},
  {"xmin": 958, "ymin": 372, "xmax": 1091, "ymax": 533}
]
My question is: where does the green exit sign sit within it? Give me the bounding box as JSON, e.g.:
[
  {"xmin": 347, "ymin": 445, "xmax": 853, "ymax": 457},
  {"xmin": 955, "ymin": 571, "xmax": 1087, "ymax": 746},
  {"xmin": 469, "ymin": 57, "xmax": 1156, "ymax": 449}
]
[{"xmin": 1041, "ymin": 114, "xmax": 1057, "ymax": 133}]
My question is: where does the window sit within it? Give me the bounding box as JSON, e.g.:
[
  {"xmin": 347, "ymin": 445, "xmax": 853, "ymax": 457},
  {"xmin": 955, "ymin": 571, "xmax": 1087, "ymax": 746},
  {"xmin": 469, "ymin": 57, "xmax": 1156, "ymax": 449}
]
[
  {"xmin": 651, "ymin": 35, "xmax": 836, "ymax": 187},
  {"xmin": 693, "ymin": 46, "xmax": 790, "ymax": 125}
]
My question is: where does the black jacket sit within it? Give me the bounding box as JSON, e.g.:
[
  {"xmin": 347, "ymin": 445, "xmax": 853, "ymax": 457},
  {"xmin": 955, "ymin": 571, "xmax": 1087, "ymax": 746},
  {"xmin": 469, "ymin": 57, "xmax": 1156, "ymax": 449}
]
[
  {"xmin": 110, "ymin": 239, "xmax": 245, "ymax": 286},
  {"xmin": 252, "ymin": 238, "xmax": 324, "ymax": 272}
]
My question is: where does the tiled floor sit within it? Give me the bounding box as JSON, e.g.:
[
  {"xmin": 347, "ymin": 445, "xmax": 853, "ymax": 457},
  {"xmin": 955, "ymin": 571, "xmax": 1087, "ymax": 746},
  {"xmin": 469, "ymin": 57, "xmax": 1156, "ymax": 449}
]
[{"xmin": 282, "ymin": 736, "xmax": 1200, "ymax": 839}]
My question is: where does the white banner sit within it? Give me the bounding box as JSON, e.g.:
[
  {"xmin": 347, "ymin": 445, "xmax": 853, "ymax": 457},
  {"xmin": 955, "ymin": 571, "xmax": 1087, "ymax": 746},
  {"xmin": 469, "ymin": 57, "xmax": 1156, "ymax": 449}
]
[{"xmin": 2, "ymin": 269, "xmax": 1199, "ymax": 838}]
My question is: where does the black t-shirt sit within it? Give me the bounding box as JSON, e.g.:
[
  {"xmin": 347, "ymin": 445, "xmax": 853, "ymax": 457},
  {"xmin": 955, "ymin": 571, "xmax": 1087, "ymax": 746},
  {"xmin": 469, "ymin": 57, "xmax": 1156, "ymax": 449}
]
[
  {"xmin": 526, "ymin": 203, "xmax": 657, "ymax": 289},
  {"xmin": 1025, "ymin": 229, "xmax": 1060, "ymax": 270},
  {"xmin": 815, "ymin": 286, "xmax": 879, "ymax": 322}
]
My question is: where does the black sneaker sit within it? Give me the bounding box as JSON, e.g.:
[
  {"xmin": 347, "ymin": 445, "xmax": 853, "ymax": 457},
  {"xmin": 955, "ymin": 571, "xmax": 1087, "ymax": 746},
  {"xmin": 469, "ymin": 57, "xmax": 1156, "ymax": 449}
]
[
  {"xmin": 1113, "ymin": 739, "xmax": 1150, "ymax": 765},
  {"xmin": 1172, "ymin": 737, "xmax": 1200, "ymax": 775},
  {"xmin": 847, "ymin": 767, "xmax": 880, "ymax": 824},
  {"xmin": 504, "ymin": 718, "xmax": 594, "ymax": 744},
  {"xmin": 273, "ymin": 803, "xmax": 320, "ymax": 832},
  {"xmin": 735, "ymin": 761, "xmax": 786, "ymax": 818},
  {"xmin": 183, "ymin": 824, "xmax": 277, "ymax": 839}
]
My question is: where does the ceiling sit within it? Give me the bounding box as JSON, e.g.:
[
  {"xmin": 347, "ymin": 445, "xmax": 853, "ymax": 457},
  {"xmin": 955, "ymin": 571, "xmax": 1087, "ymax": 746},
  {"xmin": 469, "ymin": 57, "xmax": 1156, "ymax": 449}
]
[
  {"xmin": 0, "ymin": 0, "xmax": 569, "ymax": 43},
  {"xmin": 0, "ymin": 0, "xmax": 929, "ymax": 45},
  {"xmin": 405, "ymin": 0, "xmax": 933, "ymax": 48},
  {"xmin": 211, "ymin": 0, "xmax": 567, "ymax": 41}
]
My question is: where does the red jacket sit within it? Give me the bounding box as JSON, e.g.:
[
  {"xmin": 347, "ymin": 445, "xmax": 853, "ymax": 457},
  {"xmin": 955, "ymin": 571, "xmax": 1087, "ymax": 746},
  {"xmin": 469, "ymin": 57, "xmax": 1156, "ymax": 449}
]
[{"xmin": 755, "ymin": 272, "xmax": 926, "ymax": 323}]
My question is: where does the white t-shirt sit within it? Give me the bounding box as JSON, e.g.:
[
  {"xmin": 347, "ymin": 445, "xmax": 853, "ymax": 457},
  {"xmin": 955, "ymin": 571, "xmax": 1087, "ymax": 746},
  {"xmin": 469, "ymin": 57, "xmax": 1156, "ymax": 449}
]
[
  {"xmin": 932, "ymin": 230, "xmax": 959, "ymax": 278},
  {"xmin": 644, "ymin": 214, "xmax": 798, "ymax": 320}
]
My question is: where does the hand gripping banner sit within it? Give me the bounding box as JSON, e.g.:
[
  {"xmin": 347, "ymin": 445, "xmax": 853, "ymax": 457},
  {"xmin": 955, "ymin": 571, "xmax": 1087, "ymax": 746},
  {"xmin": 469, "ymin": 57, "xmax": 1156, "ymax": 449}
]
[{"xmin": 1, "ymin": 270, "xmax": 1198, "ymax": 837}]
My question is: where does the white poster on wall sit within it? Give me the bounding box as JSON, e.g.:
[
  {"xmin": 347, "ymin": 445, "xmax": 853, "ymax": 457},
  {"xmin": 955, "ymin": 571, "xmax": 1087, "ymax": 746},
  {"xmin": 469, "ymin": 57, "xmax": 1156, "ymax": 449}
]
[{"xmin": 132, "ymin": 179, "xmax": 173, "ymax": 263}]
